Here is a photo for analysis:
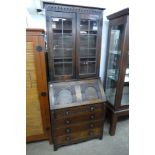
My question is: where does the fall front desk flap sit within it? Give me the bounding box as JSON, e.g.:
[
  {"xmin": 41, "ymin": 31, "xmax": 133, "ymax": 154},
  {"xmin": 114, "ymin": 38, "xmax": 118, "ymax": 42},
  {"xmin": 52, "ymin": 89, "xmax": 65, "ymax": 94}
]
[{"xmin": 49, "ymin": 79, "xmax": 106, "ymax": 109}]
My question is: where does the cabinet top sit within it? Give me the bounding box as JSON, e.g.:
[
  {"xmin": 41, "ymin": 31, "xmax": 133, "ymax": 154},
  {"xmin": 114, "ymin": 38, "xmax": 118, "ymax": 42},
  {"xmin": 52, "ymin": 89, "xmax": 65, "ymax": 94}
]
[
  {"xmin": 107, "ymin": 8, "xmax": 129, "ymax": 20},
  {"xmin": 43, "ymin": 2, "xmax": 105, "ymax": 14},
  {"xmin": 26, "ymin": 28, "xmax": 45, "ymax": 33}
]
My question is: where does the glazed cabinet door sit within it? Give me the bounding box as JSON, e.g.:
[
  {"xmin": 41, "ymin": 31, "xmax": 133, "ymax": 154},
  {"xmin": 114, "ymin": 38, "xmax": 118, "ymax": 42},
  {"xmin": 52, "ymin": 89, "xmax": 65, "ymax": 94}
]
[
  {"xmin": 120, "ymin": 51, "xmax": 129, "ymax": 106},
  {"xmin": 46, "ymin": 12, "xmax": 76, "ymax": 81},
  {"xmin": 120, "ymin": 16, "xmax": 129, "ymax": 107},
  {"xmin": 76, "ymin": 13, "xmax": 103, "ymax": 78},
  {"xmin": 104, "ymin": 15, "xmax": 129, "ymax": 109}
]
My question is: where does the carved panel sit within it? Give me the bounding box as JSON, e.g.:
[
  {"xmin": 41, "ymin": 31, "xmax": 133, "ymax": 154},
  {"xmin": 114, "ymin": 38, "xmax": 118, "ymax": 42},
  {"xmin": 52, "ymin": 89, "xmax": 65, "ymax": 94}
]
[
  {"xmin": 44, "ymin": 3, "xmax": 103, "ymax": 15},
  {"xmin": 80, "ymin": 80, "xmax": 102, "ymax": 101},
  {"xmin": 54, "ymin": 85, "xmax": 76, "ymax": 105},
  {"xmin": 49, "ymin": 79, "xmax": 106, "ymax": 109}
]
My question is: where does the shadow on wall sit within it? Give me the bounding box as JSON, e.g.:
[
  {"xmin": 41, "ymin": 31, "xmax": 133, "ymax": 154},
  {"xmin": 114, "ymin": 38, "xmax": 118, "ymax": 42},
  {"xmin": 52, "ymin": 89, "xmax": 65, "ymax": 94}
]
[{"xmin": 99, "ymin": 21, "xmax": 109, "ymax": 83}]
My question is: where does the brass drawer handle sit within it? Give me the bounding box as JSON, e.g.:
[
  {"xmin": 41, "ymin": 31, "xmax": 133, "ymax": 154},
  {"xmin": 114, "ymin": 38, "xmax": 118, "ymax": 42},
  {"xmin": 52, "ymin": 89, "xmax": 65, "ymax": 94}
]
[
  {"xmin": 65, "ymin": 136, "xmax": 71, "ymax": 141},
  {"xmin": 45, "ymin": 127, "xmax": 50, "ymax": 131},
  {"xmin": 89, "ymin": 123, "xmax": 95, "ymax": 128},
  {"xmin": 90, "ymin": 106, "xmax": 95, "ymax": 111},
  {"xmin": 65, "ymin": 128, "xmax": 71, "ymax": 133},
  {"xmin": 90, "ymin": 114, "xmax": 95, "ymax": 120},
  {"xmin": 65, "ymin": 119, "xmax": 71, "ymax": 125},
  {"xmin": 88, "ymin": 131, "xmax": 94, "ymax": 136},
  {"xmin": 65, "ymin": 111, "xmax": 69, "ymax": 115}
]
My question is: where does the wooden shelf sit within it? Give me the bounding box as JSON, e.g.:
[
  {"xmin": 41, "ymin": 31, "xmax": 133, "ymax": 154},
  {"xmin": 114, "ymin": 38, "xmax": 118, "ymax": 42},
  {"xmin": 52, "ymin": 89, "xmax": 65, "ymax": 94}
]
[
  {"xmin": 80, "ymin": 56, "xmax": 96, "ymax": 59},
  {"xmin": 80, "ymin": 46, "xmax": 97, "ymax": 49},
  {"xmin": 54, "ymin": 62, "xmax": 72, "ymax": 64},
  {"xmin": 54, "ymin": 57, "xmax": 72, "ymax": 59},
  {"xmin": 80, "ymin": 34, "xmax": 97, "ymax": 36}
]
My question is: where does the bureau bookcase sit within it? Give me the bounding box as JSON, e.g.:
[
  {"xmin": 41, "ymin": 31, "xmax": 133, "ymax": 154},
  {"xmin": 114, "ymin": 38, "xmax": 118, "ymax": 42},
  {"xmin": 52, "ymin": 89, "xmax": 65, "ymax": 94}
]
[{"xmin": 44, "ymin": 2, "xmax": 106, "ymax": 150}]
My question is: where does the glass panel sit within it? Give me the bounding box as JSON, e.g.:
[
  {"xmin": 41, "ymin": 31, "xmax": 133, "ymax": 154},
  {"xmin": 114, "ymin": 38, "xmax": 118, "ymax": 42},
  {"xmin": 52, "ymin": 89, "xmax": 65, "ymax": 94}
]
[
  {"xmin": 89, "ymin": 36, "xmax": 97, "ymax": 48},
  {"xmin": 63, "ymin": 19, "xmax": 72, "ymax": 30},
  {"xmin": 105, "ymin": 25, "xmax": 124, "ymax": 105},
  {"xmin": 80, "ymin": 58, "xmax": 96, "ymax": 74},
  {"xmin": 52, "ymin": 18, "xmax": 72, "ymax": 33},
  {"xmin": 51, "ymin": 17, "xmax": 73, "ymax": 76},
  {"xmin": 80, "ymin": 20, "xmax": 89, "ymax": 34},
  {"xmin": 121, "ymin": 53, "xmax": 129, "ymax": 105},
  {"xmin": 90, "ymin": 20, "xmax": 98, "ymax": 34},
  {"xmin": 88, "ymin": 62, "xmax": 96, "ymax": 73},
  {"xmin": 80, "ymin": 58, "xmax": 88, "ymax": 74},
  {"xmin": 80, "ymin": 63, "xmax": 87, "ymax": 74},
  {"xmin": 54, "ymin": 60, "xmax": 72, "ymax": 76},
  {"xmin": 64, "ymin": 63, "xmax": 72, "ymax": 75},
  {"xmin": 80, "ymin": 49, "xmax": 96, "ymax": 58},
  {"xmin": 80, "ymin": 35, "xmax": 88, "ymax": 48},
  {"xmin": 54, "ymin": 63, "xmax": 63, "ymax": 75},
  {"xmin": 53, "ymin": 48, "xmax": 72, "ymax": 58},
  {"xmin": 79, "ymin": 19, "xmax": 98, "ymax": 75},
  {"xmin": 52, "ymin": 18, "xmax": 62, "ymax": 30},
  {"xmin": 89, "ymin": 49, "xmax": 96, "ymax": 57},
  {"xmin": 53, "ymin": 34, "xmax": 73, "ymax": 49}
]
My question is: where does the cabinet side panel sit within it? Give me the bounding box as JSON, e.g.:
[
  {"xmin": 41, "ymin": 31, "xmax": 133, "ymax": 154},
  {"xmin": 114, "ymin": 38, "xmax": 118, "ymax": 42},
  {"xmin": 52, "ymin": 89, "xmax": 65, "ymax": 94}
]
[{"xmin": 26, "ymin": 36, "xmax": 44, "ymax": 137}]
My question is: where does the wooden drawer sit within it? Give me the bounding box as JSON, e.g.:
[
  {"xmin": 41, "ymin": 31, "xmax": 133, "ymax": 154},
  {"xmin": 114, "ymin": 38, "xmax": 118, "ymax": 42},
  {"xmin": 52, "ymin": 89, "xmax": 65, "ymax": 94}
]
[
  {"xmin": 51, "ymin": 103, "xmax": 105, "ymax": 150},
  {"xmin": 54, "ymin": 128, "xmax": 101, "ymax": 145},
  {"xmin": 53, "ymin": 110, "xmax": 104, "ymax": 128},
  {"xmin": 53, "ymin": 120, "xmax": 103, "ymax": 137},
  {"xmin": 53, "ymin": 103, "xmax": 104, "ymax": 119}
]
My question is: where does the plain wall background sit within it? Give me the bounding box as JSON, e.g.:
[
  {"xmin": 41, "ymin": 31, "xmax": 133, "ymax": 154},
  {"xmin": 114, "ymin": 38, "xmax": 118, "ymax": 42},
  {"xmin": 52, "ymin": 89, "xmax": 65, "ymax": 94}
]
[{"xmin": 26, "ymin": 0, "xmax": 129, "ymax": 83}]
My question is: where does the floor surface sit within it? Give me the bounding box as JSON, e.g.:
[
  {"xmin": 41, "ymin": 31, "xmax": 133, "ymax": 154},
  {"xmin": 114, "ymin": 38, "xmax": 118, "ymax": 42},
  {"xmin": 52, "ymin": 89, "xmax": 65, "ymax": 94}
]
[{"xmin": 27, "ymin": 118, "xmax": 129, "ymax": 155}]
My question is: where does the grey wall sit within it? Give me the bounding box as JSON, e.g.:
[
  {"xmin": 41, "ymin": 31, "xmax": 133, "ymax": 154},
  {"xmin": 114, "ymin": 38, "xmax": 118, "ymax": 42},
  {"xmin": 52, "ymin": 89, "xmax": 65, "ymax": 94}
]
[{"xmin": 99, "ymin": 21, "xmax": 109, "ymax": 83}]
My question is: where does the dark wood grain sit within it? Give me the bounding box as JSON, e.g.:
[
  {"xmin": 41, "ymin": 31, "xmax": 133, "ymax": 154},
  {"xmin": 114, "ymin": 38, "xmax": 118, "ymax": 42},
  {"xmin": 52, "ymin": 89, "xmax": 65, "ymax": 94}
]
[
  {"xmin": 76, "ymin": 13, "xmax": 103, "ymax": 79},
  {"xmin": 53, "ymin": 103, "xmax": 103, "ymax": 118},
  {"xmin": 49, "ymin": 79, "xmax": 106, "ymax": 110},
  {"xmin": 53, "ymin": 110, "xmax": 103, "ymax": 128},
  {"xmin": 107, "ymin": 8, "xmax": 129, "ymax": 20},
  {"xmin": 43, "ymin": 2, "xmax": 105, "ymax": 11},
  {"xmin": 51, "ymin": 103, "xmax": 105, "ymax": 150},
  {"xmin": 103, "ymin": 8, "xmax": 129, "ymax": 136},
  {"xmin": 46, "ymin": 12, "xmax": 76, "ymax": 81},
  {"xmin": 54, "ymin": 128, "xmax": 101, "ymax": 145},
  {"xmin": 45, "ymin": 3, "xmax": 104, "ymax": 82},
  {"xmin": 54, "ymin": 120, "xmax": 103, "ymax": 137},
  {"xmin": 44, "ymin": 3, "xmax": 105, "ymax": 150}
]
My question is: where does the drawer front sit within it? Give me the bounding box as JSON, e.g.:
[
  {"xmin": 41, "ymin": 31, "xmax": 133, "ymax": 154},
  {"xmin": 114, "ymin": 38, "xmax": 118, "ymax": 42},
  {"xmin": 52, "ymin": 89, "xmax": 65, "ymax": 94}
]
[
  {"xmin": 53, "ymin": 120, "xmax": 103, "ymax": 137},
  {"xmin": 53, "ymin": 103, "xmax": 104, "ymax": 119},
  {"xmin": 54, "ymin": 128, "xmax": 101, "ymax": 145},
  {"xmin": 53, "ymin": 110, "xmax": 103, "ymax": 128}
]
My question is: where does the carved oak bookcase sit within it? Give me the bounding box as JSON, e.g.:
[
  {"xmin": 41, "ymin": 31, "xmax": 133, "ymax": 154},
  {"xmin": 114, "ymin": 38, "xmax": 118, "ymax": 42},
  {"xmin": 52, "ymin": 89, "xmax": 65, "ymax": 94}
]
[
  {"xmin": 44, "ymin": 2, "xmax": 106, "ymax": 150},
  {"xmin": 104, "ymin": 8, "xmax": 129, "ymax": 136}
]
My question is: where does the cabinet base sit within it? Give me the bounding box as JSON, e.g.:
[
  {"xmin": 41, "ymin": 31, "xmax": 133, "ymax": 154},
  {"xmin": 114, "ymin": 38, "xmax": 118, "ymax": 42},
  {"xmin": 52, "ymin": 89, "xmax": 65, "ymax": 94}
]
[
  {"xmin": 106, "ymin": 104, "xmax": 129, "ymax": 136},
  {"xmin": 53, "ymin": 135, "xmax": 101, "ymax": 151}
]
